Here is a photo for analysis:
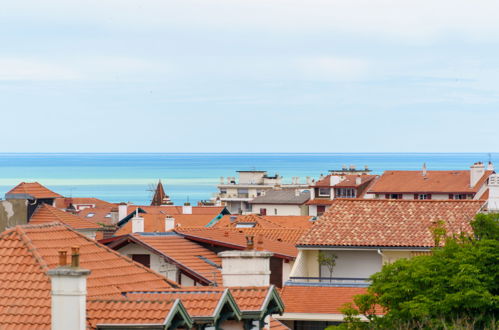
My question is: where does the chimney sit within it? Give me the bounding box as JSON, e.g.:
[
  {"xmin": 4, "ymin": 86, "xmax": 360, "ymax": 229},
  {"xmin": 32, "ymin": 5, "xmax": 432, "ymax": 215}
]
[
  {"xmin": 470, "ymin": 162, "xmax": 485, "ymax": 187},
  {"xmin": 355, "ymin": 176, "xmax": 362, "ymax": 185},
  {"xmin": 165, "ymin": 215, "xmax": 175, "ymax": 231},
  {"xmin": 306, "ymin": 176, "xmax": 311, "ymax": 185},
  {"xmin": 487, "ymin": 161, "xmax": 494, "ymax": 171},
  {"xmin": 47, "ymin": 247, "xmax": 91, "ymax": 330},
  {"xmin": 118, "ymin": 202, "xmax": 128, "ymax": 221},
  {"xmin": 488, "ymin": 174, "xmax": 499, "ymax": 211},
  {"xmin": 295, "ymin": 189, "xmax": 300, "ymax": 197},
  {"xmin": 349, "ymin": 164, "xmax": 356, "ymax": 171},
  {"xmin": 422, "ymin": 163, "xmax": 427, "ymax": 176},
  {"xmin": 182, "ymin": 202, "xmax": 192, "ymax": 214},
  {"xmin": 131, "ymin": 210, "xmax": 144, "ymax": 233},
  {"xmin": 330, "ymin": 175, "xmax": 341, "ymax": 186},
  {"xmin": 342, "ymin": 164, "xmax": 347, "ymax": 171},
  {"xmin": 218, "ymin": 249, "xmax": 273, "ymax": 287}
]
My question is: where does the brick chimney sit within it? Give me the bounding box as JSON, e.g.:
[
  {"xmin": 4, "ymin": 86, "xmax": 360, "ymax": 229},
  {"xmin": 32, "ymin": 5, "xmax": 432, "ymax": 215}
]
[{"xmin": 47, "ymin": 247, "xmax": 91, "ymax": 330}]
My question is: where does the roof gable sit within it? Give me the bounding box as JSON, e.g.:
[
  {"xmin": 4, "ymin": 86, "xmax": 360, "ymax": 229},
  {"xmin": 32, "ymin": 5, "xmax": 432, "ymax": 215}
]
[{"xmin": 6, "ymin": 182, "xmax": 63, "ymax": 199}]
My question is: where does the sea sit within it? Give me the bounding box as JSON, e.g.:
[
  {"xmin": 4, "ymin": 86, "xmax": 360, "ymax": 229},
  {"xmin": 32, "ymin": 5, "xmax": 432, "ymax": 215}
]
[{"xmin": 0, "ymin": 153, "xmax": 496, "ymax": 205}]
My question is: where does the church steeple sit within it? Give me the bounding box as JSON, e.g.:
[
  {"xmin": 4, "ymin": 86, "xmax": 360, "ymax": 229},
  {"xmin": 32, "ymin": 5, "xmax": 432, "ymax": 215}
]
[{"xmin": 150, "ymin": 180, "xmax": 173, "ymax": 206}]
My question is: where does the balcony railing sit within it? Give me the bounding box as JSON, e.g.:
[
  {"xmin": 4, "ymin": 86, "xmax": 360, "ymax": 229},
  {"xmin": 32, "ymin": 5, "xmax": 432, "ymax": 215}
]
[{"xmin": 286, "ymin": 276, "xmax": 371, "ymax": 287}]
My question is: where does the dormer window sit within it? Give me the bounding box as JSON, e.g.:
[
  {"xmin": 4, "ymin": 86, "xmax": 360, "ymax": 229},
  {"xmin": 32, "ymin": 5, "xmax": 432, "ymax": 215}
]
[{"xmin": 318, "ymin": 188, "xmax": 330, "ymax": 197}]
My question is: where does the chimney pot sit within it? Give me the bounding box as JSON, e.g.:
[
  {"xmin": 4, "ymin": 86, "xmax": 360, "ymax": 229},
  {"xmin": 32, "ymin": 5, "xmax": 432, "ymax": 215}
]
[
  {"xmin": 71, "ymin": 246, "xmax": 80, "ymax": 268},
  {"xmin": 58, "ymin": 250, "xmax": 67, "ymax": 267},
  {"xmin": 245, "ymin": 235, "xmax": 254, "ymax": 250}
]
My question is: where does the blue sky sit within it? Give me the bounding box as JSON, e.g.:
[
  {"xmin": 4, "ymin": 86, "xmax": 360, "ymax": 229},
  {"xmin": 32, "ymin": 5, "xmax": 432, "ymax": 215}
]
[{"xmin": 1, "ymin": 0, "xmax": 499, "ymax": 152}]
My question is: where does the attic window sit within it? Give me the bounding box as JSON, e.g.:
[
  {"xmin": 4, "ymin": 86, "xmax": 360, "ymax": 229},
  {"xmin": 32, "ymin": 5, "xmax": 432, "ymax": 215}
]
[
  {"xmin": 105, "ymin": 213, "xmax": 112, "ymax": 218},
  {"xmin": 86, "ymin": 213, "xmax": 95, "ymax": 218},
  {"xmin": 235, "ymin": 222, "xmax": 256, "ymax": 228}
]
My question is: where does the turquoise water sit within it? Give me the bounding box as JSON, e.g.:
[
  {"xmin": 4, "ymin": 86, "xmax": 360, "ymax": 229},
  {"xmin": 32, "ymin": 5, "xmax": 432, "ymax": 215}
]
[{"xmin": 0, "ymin": 153, "xmax": 495, "ymax": 205}]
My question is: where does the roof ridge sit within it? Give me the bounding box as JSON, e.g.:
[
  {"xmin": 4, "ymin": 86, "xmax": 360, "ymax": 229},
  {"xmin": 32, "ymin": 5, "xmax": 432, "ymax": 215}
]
[{"xmin": 15, "ymin": 226, "xmax": 50, "ymax": 272}]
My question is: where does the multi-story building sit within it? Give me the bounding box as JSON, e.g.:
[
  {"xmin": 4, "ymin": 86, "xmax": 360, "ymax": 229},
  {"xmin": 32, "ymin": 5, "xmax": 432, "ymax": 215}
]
[
  {"xmin": 364, "ymin": 162, "xmax": 493, "ymax": 200},
  {"xmin": 216, "ymin": 170, "xmax": 310, "ymax": 214}
]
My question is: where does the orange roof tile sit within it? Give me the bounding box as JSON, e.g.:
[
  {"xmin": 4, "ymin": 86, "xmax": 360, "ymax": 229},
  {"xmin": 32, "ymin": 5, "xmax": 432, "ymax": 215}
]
[
  {"xmin": 230, "ymin": 287, "xmax": 270, "ymax": 311},
  {"xmin": 87, "ymin": 299, "xmax": 189, "ymax": 329},
  {"xmin": 109, "ymin": 233, "xmax": 222, "ymax": 286},
  {"xmin": 128, "ymin": 205, "xmax": 226, "ymax": 216},
  {"xmin": 6, "ymin": 182, "xmax": 63, "ymax": 199},
  {"xmin": 0, "ymin": 223, "xmax": 178, "ymax": 329},
  {"xmin": 125, "ymin": 288, "xmax": 229, "ymax": 318},
  {"xmin": 298, "ymin": 199, "xmax": 485, "ymax": 247},
  {"xmin": 269, "ymin": 317, "xmax": 290, "ymax": 329},
  {"xmin": 226, "ymin": 228, "xmax": 309, "ymax": 244},
  {"xmin": 176, "ymin": 227, "xmax": 298, "ymax": 259},
  {"xmin": 77, "ymin": 206, "xmax": 117, "ymax": 226},
  {"xmin": 54, "ymin": 197, "xmax": 114, "ymax": 210},
  {"xmin": 115, "ymin": 213, "xmax": 218, "ymax": 236},
  {"xmin": 368, "ymin": 170, "xmax": 492, "ymax": 194},
  {"xmin": 279, "ymin": 286, "xmax": 377, "ymax": 314},
  {"xmin": 305, "ymin": 199, "xmax": 335, "ymax": 205},
  {"xmin": 214, "ymin": 215, "xmax": 314, "ymax": 229},
  {"xmin": 29, "ymin": 204, "xmax": 100, "ymax": 230}
]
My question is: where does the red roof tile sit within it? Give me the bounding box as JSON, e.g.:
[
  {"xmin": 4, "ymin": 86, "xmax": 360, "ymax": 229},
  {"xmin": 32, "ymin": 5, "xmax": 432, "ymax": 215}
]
[
  {"xmin": 269, "ymin": 317, "xmax": 290, "ymax": 329},
  {"xmin": 110, "ymin": 233, "xmax": 223, "ymax": 286},
  {"xmin": 77, "ymin": 206, "xmax": 117, "ymax": 226},
  {"xmin": 29, "ymin": 204, "xmax": 100, "ymax": 230},
  {"xmin": 225, "ymin": 228, "xmax": 309, "ymax": 244},
  {"xmin": 368, "ymin": 170, "xmax": 492, "ymax": 194},
  {"xmin": 230, "ymin": 287, "xmax": 271, "ymax": 311},
  {"xmin": 0, "ymin": 223, "xmax": 179, "ymax": 329},
  {"xmin": 176, "ymin": 227, "xmax": 298, "ymax": 259},
  {"xmin": 6, "ymin": 182, "xmax": 63, "ymax": 199},
  {"xmin": 279, "ymin": 286, "xmax": 377, "ymax": 314},
  {"xmin": 298, "ymin": 199, "xmax": 485, "ymax": 247},
  {"xmin": 214, "ymin": 215, "xmax": 314, "ymax": 229}
]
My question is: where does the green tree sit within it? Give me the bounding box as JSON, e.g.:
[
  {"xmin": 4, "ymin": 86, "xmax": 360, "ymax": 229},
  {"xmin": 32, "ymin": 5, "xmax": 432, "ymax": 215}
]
[
  {"xmin": 332, "ymin": 213, "xmax": 499, "ymax": 329},
  {"xmin": 318, "ymin": 251, "xmax": 338, "ymax": 280}
]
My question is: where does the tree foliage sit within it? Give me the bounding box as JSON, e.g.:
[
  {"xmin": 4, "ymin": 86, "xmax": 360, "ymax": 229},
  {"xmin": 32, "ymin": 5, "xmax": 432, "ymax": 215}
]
[{"xmin": 329, "ymin": 213, "xmax": 499, "ymax": 329}]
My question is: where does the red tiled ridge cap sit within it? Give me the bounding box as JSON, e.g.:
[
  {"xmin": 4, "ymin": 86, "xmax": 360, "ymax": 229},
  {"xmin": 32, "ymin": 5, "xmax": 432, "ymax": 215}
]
[{"xmin": 6, "ymin": 181, "xmax": 63, "ymax": 199}]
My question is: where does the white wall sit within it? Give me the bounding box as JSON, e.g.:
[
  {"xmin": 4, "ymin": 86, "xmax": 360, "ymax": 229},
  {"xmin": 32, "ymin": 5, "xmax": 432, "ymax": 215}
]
[
  {"xmin": 251, "ymin": 204, "xmax": 302, "ymax": 216},
  {"xmin": 320, "ymin": 250, "xmax": 382, "ymax": 279},
  {"xmin": 282, "ymin": 260, "xmax": 293, "ymax": 284},
  {"xmin": 309, "ymin": 205, "xmax": 318, "ymax": 216},
  {"xmin": 117, "ymin": 243, "xmax": 179, "ymax": 282}
]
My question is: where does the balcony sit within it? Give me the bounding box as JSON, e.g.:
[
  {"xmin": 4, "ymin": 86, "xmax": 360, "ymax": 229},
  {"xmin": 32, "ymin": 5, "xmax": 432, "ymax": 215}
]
[{"xmin": 286, "ymin": 276, "xmax": 371, "ymax": 288}]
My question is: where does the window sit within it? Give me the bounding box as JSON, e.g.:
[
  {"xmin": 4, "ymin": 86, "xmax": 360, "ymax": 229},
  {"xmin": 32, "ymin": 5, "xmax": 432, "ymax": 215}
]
[
  {"xmin": 335, "ymin": 188, "xmax": 356, "ymax": 198},
  {"xmin": 238, "ymin": 189, "xmax": 249, "ymax": 198},
  {"xmin": 131, "ymin": 254, "xmax": 150, "ymax": 268},
  {"xmin": 387, "ymin": 194, "xmax": 402, "ymax": 199},
  {"xmin": 259, "ymin": 208, "xmax": 267, "ymax": 215},
  {"xmin": 235, "ymin": 222, "xmax": 256, "ymax": 228},
  {"xmin": 86, "ymin": 213, "xmax": 95, "ymax": 218},
  {"xmin": 318, "ymin": 188, "xmax": 330, "ymax": 197},
  {"xmin": 453, "ymin": 194, "xmax": 468, "ymax": 200},
  {"xmin": 274, "ymin": 208, "xmax": 278, "ymax": 215},
  {"xmin": 317, "ymin": 205, "xmax": 326, "ymax": 216},
  {"xmin": 418, "ymin": 194, "xmax": 429, "ymax": 200},
  {"xmin": 105, "ymin": 213, "xmax": 112, "ymax": 218}
]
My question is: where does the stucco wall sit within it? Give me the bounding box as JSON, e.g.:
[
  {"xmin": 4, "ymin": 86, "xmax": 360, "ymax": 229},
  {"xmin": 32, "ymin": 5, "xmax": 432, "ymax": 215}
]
[
  {"xmin": 251, "ymin": 204, "xmax": 302, "ymax": 216},
  {"xmin": 0, "ymin": 199, "xmax": 28, "ymax": 232},
  {"xmin": 320, "ymin": 250, "xmax": 382, "ymax": 278}
]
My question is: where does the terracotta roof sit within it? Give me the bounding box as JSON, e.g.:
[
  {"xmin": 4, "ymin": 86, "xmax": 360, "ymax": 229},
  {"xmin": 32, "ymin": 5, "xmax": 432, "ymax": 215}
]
[
  {"xmin": 108, "ymin": 233, "xmax": 222, "ymax": 286},
  {"xmin": 115, "ymin": 213, "xmax": 219, "ymax": 236},
  {"xmin": 226, "ymin": 228, "xmax": 309, "ymax": 244},
  {"xmin": 124, "ymin": 288, "xmax": 233, "ymax": 318},
  {"xmin": 368, "ymin": 170, "xmax": 492, "ymax": 194},
  {"xmin": 29, "ymin": 204, "xmax": 100, "ymax": 230},
  {"xmin": 230, "ymin": 287, "xmax": 271, "ymax": 311},
  {"xmin": 128, "ymin": 205, "xmax": 226, "ymax": 216},
  {"xmin": 298, "ymin": 199, "xmax": 485, "ymax": 247},
  {"xmin": 54, "ymin": 197, "xmax": 114, "ymax": 210},
  {"xmin": 87, "ymin": 298, "xmax": 191, "ymax": 329},
  {"xmin": 176, "ymin": 227, "xmax": 298, "ymax": 259},
  {"xmin": 214, "ymin": 215, "xmax": 314, "ymax": 229},
  {"xmin": 0, "ymin": 223, "xmax": 179, "ymax": 329},
  {"xmin": 279, "ymin": 286, "xmax": 377, "ymax": 314},
  {"xmin": 5, "ymin": 182, "xmax": 63, "ymax": 199},
  {"xmin": 313, "ymin": 175, "xmax": 376, "ymax": 188},
  {"xmin": 77, "ymin": 206, "xmax": 117, "ymax": 226}
]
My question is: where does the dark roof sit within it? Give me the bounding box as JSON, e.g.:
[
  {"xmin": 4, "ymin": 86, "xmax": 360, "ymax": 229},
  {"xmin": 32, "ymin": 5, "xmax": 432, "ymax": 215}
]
[{"xmin": 249, "ymin": 190, "xmax": 310, "ymax": 205}]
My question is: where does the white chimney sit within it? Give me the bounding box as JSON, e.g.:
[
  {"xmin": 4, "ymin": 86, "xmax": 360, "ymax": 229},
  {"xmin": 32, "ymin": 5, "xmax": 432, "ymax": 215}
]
[
  {"xmin": 422, "ymin": 163, "xmax": 427, "ymax": 176},
  {"xmin": 165, "ymin": 216, "xmax": 175, "ymax": 231},
  {"xmin": 487, "ymin": 161, "xmax": 494, "ymax": 171},
  {"xmin": 118, "ymin": 203, "xmax": 128, "ymax": 221},
  {"xmin": 47, "ymin": 248, "xmax": 90, "ymax": 330},
  {"xmin": 132, "ymin": 211, "xmax": 144, "ymax": 233},
  {"xmin": 218, "ymin": 237, "xmax": 273, "ymax": 287},
  {"xmin": 182, "ymin": 203, "xmax": 192, "ymax": 214},
  {"xmin": 470, "ymin": 162, "xmax": 485, "ymax": 187},
  {"xmin": 355, "ymin": 176, "xmax": 362, "ymax": 185}
]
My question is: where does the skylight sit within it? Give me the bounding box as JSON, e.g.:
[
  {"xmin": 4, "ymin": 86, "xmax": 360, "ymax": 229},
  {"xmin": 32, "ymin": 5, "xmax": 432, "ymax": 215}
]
[
  {"xmin": 235, "ymin": 223, "xmax": 256, "ymax": 228},
  {"xmin": 86, "ymin": 213, "xmax": 95, "ymax": 218}
]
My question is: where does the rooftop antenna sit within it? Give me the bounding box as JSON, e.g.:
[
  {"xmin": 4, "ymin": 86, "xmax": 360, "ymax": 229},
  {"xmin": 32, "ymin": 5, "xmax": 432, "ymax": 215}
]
[{"xmin": 488, "ymin": 153, "xmax": 492, "ymax": 163}]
